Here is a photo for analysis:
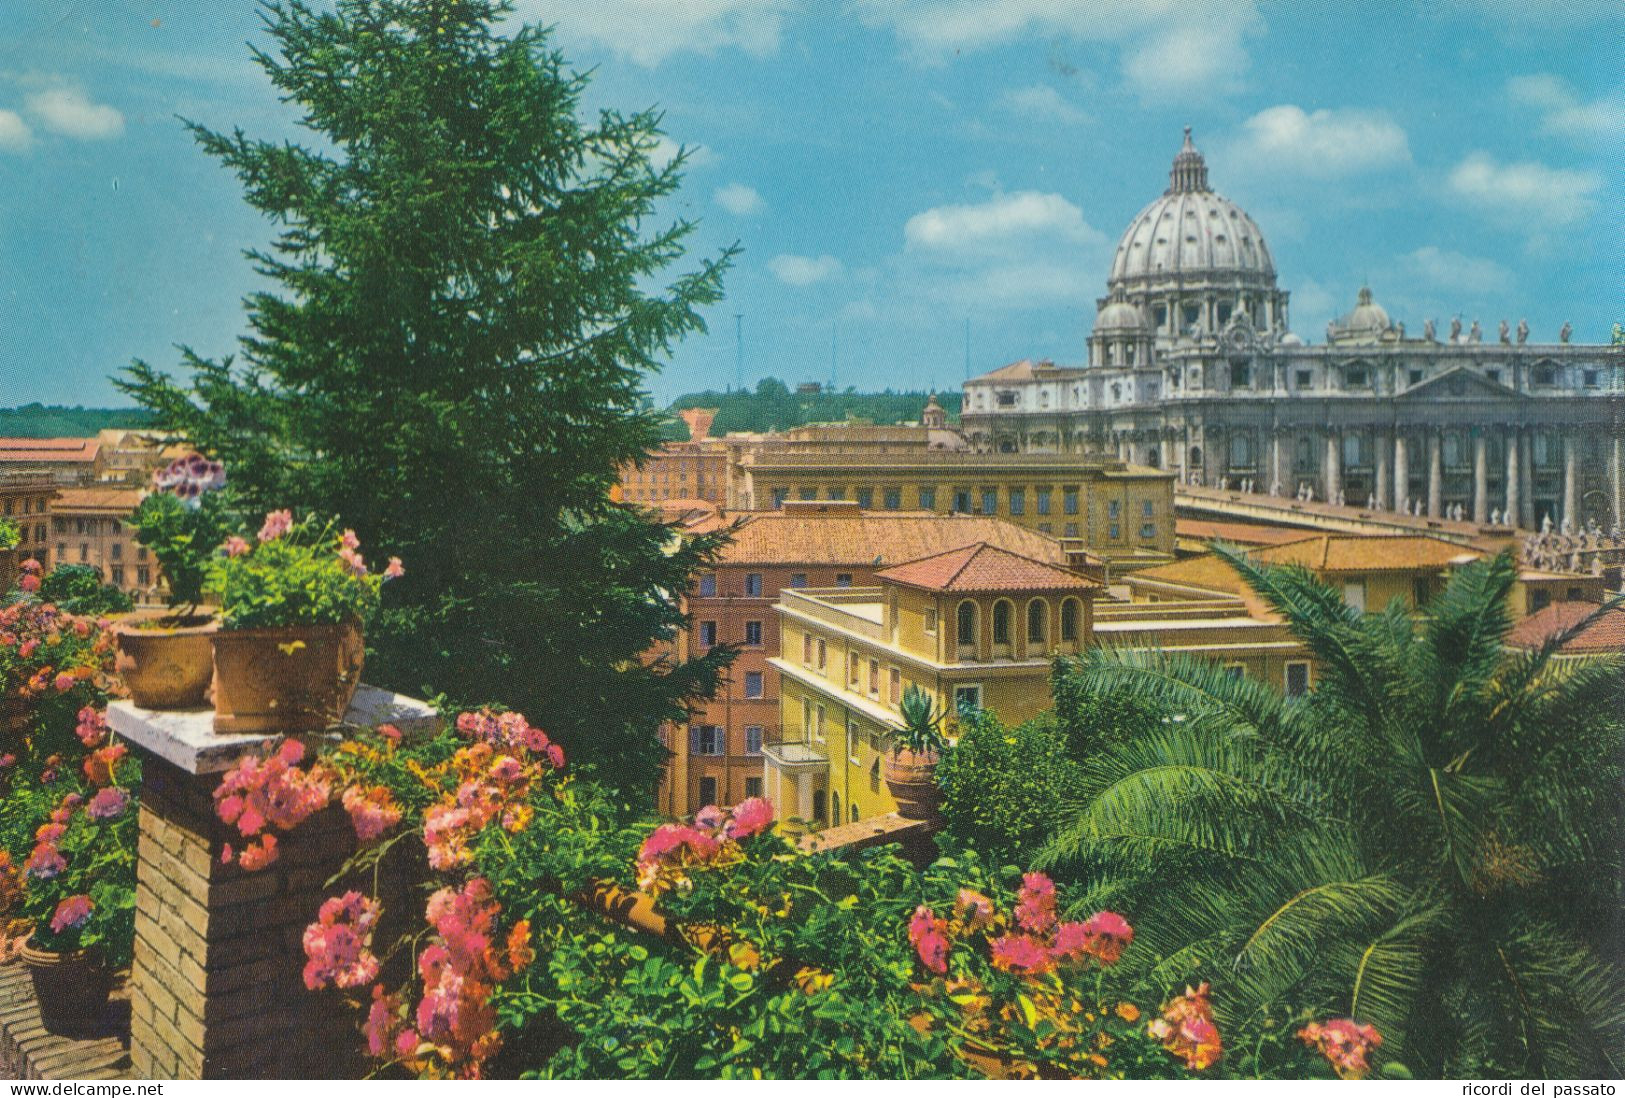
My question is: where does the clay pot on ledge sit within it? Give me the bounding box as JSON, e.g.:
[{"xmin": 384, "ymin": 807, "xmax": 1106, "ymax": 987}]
[
  {"xmin": 210, "ymin": 620, "xmax": 364, "ymax": 734},
  {"xmin": 20, "ymin": 938, "xmax": 112, "ymax": 1033},
  {"xmin": 883, "ymin": 747, "xmax": 942, "ymax": 822},
  {"xmin": 112, "ymin": 609, "xmax": 219, "ymax": 710}
]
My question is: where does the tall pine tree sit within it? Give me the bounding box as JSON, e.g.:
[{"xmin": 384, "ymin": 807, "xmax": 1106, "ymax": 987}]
[{"xmin": 121, "ymin": 0, "xmax": 736, "ymax": 795}]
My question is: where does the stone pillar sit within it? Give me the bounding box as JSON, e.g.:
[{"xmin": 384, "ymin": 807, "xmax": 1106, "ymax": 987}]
[
  {"xmin": 1613, "ymin": 435, "xmax": 1623, "ymax": 525},
  {"xmin": 1427, "ymin": 431, "xmax": 1443, "ymax": 518},
  {"xmin": 1473, "ymin": 431, "xmax": 1489, "ymax": 524},
  {"xmin": 1520, "ymin": 430, "xmax": 1536, "ymax": 530},
  {"xmin": 1505, "ymin": 429, "xmax": 1521, "ymax": 530},
  {"xmin": 1563, "ymin": 435, "xmax": 1579, "ymax": 528},
  {"xmin": 1270, "ymin": 430, "xmax": 1286, "ymax": 495},
  {"xmin": 1393, "ymin": 434, "xmax": 1409, "ymax": 511},
  {"xmin": 1375, "ymin": 430, "xmax": 1391, "ymax": 511},
  {"xmin": 110, "ymin": 688, "xmax": 437, "ymax": 1080},
  {"xmin": 1324, "ymin": 430, "xmax": 1341, "ymax": 504},
  {"xmin": 1179, "ymin": 426, "xmax": 1190, "ymax": 482}
]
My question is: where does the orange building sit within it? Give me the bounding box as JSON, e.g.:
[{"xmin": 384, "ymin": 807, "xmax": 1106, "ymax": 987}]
[
  {"xmin": 48, "ymin": 486, "xmax": 152, "ymax": 599},
  {"xmin": 0, "ymin": 475, "xmax": 59, "ymax": 568},
  {"xmin": 656, "ymin": 502, "xmax": 1079, "ymax": 818}
]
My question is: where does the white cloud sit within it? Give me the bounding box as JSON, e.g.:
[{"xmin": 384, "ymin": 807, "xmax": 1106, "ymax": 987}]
[
  {"xmin": 1507, "ymin": 74, "xmax": 1625, "ymax": 142},
  {"xmin": 1227, "ymin": 105, "xmax": 1410, "ymax": 178},
  {"xmin": 998, "ymin": 84, "xmax": 1088, "ymax": 126},
  {"xmin": 859, "ymin": 1, "xmax": 1260, "ymax": 99},
  {"xmin": 713, "ymin": 182, "xmax": 765, "ymax": 216},
  {"xmin": 0, "ymin": 110, "xmax": 31, "ymax": 153},
  {"xmin": 1447, "ymin": 151, "xmax": 1601, "ymax": 227},
  {"xmin": 769, "ymin": 253, "xmax": 843, "ymax": 286},
  {"xmin": 24, "ymin": 87, "xmax": 123, "ymax": 140},
  {"xmin": 1399, "ymin": 246, "xmax": 1514, "ymax": 296},
  {"xmin": 1122, "ymin": 23, "xmax": 1251, "ymax": 100},
  {"xmin": 524, "ymin": 1, "xmax": 785, "ymax": 66},
  {"xmin": 905, "ymin": 191, "xmax": 1102, "ymax": 256},
  {"xmin": 649, "ymin": 135, "xmax": 714, "ymax": 172}
]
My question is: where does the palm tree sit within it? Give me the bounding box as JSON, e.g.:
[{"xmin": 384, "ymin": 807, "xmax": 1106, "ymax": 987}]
[{"xmin": 1040, "ymin": 546, "xmax": 1623, "ymax": 1076}]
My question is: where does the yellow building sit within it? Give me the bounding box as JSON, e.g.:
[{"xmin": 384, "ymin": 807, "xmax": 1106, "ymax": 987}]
[
  {"xmin": 736, "ymin": 449, "xmax": 1176, "ymax": 571},
  {"xmin": 767, "ymin": 542, "xmax": 1103, "ymax": 830}
]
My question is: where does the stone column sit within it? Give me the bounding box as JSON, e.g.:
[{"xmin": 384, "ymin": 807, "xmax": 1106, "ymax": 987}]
[
  {"xmin": 1375, "ymin": 430, "xmax": 1391, "ymax": 511},
  {"xmin": 110, "ymin": 688, "xmax": 437, "ymax": 1080},
  {"xmin": 1473, "ymin": 431, "xmax": 1489, "ymax": 524},
  {"xmin": 1520, "ymin": 430, "xmax": 1536, "ymax": 530},
  {"xmin": 1613, "ymin": 435, "xmax": 1623, "ymax": 525},
  {"xmin": 1393, "ymin": 434, "xmax": 1409, "ymax": 511},
  {"xmin": 1270, "ymin": 430, "xmax": 1286, "ymax": 495},
  {"xmin": 1427, "ymin": 431, "xmax": 1444, "ymax": 518},
  {"xmin": 1179, "ymin": 426, "xmax": 1190, "ymax": 482},
  {"xmin": 1505, "ymin": 428, "xmax": 1521, "ymax": 529},
  {"xmin": 1563, "ymin": 435, "xmax": 1579, "ymax": 528},
  {"xmin": 1324, "ymin": 430, "xmax": 1341, "ymax": 503}
]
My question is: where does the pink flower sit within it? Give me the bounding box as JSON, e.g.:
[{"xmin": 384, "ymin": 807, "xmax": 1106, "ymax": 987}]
[
  {"xmin": 35, "ymin": 822, "xmax": 67, "ymax": 845},
  {"xmin": 237, "ymin": 834, "xmax": 279, "ymax": 871},
  {"xmin": 908, "ymin": 905, "xmax": 950, "ymax": 974},
  {"xmin": 1013, "ymin": 872, "xmax": 1057, "ymax": 935},
  {"xmin": 1299, "ymin": 1018, "xmax": 1382, "ymax": 1080},
  {"xmin": 18, "ymin": 638, "xmax": 38, "ymax": 659},
  {"xmin": 221, "ymin": 842, "xmax": 234, "ymax": 865},
  {"xmin": 1080, "ymin": 910, "xmax": 1134, "ymax": 965},
  {"xmin": 989, "ymin": 934, "xmax": 1051, "ymax": 974},
  {"xmin": 384, "ymin": 556, "xmax": 405, "ymax": 580},
  {"xmin": 223, "ymin": 536, "xmax": 250, "ymax": 558},
  {"xmin": 0, "ymin": 754, "xmax": 15, "ymax": 769},
  {"xmin": 724, "ymin": 797, "xmax": 775, "ymax": 839},
  {"xmin": 376, "ymin": 723, "xmax": 401, "ymax": 744},
  {"xmin": 343, "ymin": 785, "xmax": 402, "ymax": 843},
  {"xmin": 338, "ymin": 546, "xmax": 368, "ymax": 576},
  {"xmin": 395, "ymin": 1029, "xmax": 420, "ymax": 1059},
  {"xmin": 24, "ymin": 844, "xmax": 66, "ymax": 879},
  {"xmin": 364, "ymin": 985, "xmax": 406, "ymax": 1059},
  {"xmin": 50, "ymin": 895, "xmax": 94, "ymax": 933},
  {"xmin": 48, "ymin": 794, "xmax": 83, "ymax": 824},
  {"xmin": 302, "ymin": 891, "xmax": 383, "ymax": 990},
  {"xmin": 695, "ymin": 805, "xmax": 724, "ymax": 830},
  {"xmin": 545, "ymin": 743, "xmax": 565, "ymax": 770},
  {"xmin": 75, "ymin": 707, "xmax": 108, "ymax": 748},
  {"xmin": 1150, "ymin": 983, "xmax": 1222, "ymax": 1071},
  {"xmin": 87, "ymin": 787, "xmax": 128, "ymax": 820},
  {"xmin": 953, "ymin": 889, "xmax": 995, "ymax": 932},
  {"xmin": 341, "ymin": 529, "xmax": 360, "ymax": 551},
  {"xmin": 52, "ymin": 672, "xmax": 74, "ymax": 693},
  {"xmin": 18, "ymin": 574, "xmax": 40, "ymax": 593},
  {"xmin": 257, "ymin": 509, "xmax": 293, "ymax": 542}
]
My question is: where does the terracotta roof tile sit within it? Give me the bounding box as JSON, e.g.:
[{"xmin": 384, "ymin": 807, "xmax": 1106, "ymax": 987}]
[
  {"xmin": 1505, "ymin": 601, "xmax": 1625, "ymax": 653},
  {"xmin": 52, "ymin": 487, "xmax": 143, "ymax": 512},
  {"xmin": 1252, "ymin": 534, "xmax": 1481, "ymax": 573},
  {"xmin": 721, "ymin": 512, "xmax": 1067, "ymax": 568},
  {"xmin": 1131, "ymin": 554, "xmax": 1246, "ymax": 594},
  {"xmin": 1176, "ymin": 518, "xmax": 1317, "ymax": 546},
  {"xmin": 875, "ymin": 542, "xmax": 1101, "ymax": 593},
  {"xmin": 0, "ymin": 438, "xmax": 100, "ymax": 464}
]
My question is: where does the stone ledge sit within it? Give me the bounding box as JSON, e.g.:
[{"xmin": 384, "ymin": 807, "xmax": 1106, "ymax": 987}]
[
  {"xmin": 108, "ymin": 685, "xmax": 439, "ymax": 775},
  {"xmin": 0, "ymin": 962, "xmax": 131, "ymax": 1081}
]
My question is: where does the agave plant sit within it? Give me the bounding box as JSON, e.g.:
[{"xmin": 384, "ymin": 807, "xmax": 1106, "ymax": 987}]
[
  {"xmin": 894, "ymin": 684, "xmax": 949, "ymax": 757},
  {"xmin": 1040, "ymin": 545, "xmax": 1624, "ymax": 1077}
]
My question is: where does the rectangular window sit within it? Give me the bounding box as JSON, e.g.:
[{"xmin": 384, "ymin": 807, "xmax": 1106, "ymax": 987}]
[
  {"xmin": 848, "ymin": 719, "xmax": 863, "ymax": 765},
  {"xmin": 111, "ymin": 566, "xmax": 125, "ymax": 586},
  {"xmin": 953, "ymin": 684, "xmax": 983, "ymax": 713},
  {"xmin": 1064, "ymin": 522, "xmax": 1078, "ymax": 538},
  {"xmin": 698, "ymin": 776, "xmax": 718, "ymax": 806},
  {"xmin": 137, "ymin": 566, "xmax": 150, "ymax": 585},
  {"xmin": 923, "ymin": 607, "xmax": 937, "ymax": 634},
  {"xmin": 689, "ymin": 726, "xmax": 724, "ymax": 756},
  {"xmin": 857, "ymin": 488, "xmax": 874, "ymax": 509},
  {"xmin": 745, "ymin": 727, "xmax": 764, "ymax": 756},
  {"xmin": 745, "ymin": 573, "xmax": 763, "ymax": 597},
  {"xmin": 884, "ymin": 487, "xmax": 902, "ymax": 510},
  {"xmin": 817, "ymin": 639, "xmax": 827, "ymax": 670},
  {"xmin": 1296, "ymin": 369, "xmax": 1313, "ymax": 388},
  {"xmin": 868, "ymin": 659, "xmax": 880, "ymax": 697},
  {"xmin": 1408, "ymin": 368, "xmax": 1423, "ymax": 386},
  {"xmin": 744, "ymin": 671, "xmax": 764, "ymax": 699},
  {"xmin": 850, "ymin": 652, "xmax": 861, "ymax": 687},
  {"xmin": 744, "ymin": 620, "xmax": 763, "ymax": 646},
  {"xmin": 1230, "ymin": 362, "xmax": 1250, "ymax": 387},
  {"xmin": 953, "ymin": 488, "xmax": 972, "ymax": 513},
  {"xmin": 1285, "ymin": 662, "xmax": 1311, "ymax": 698},
  {"xmin": 699, "ymin": 621, "xmax": 717, "ymax": 647},
  {"xmin": 1142, "ymin": 499, "xmax": 1155, "ymax": 518},
  {"xmin": 790, "ymin": 573, "xmax": 808, "ymax": 588},
  {"xmin": 1038, "ymin": 523, "xmax": 1052, "ymax": 534},
  {"xmin": 827, "ymin": 487, "xmax": 845, "ymax": 501},
  {"xmin": 1412, "ymin": 577, "xmax": 1431, "ymax": 607},
  {"xmin": 111, "ymin": 542, "xmax": 122, "ymax": 560},
  {"xmin": 1583, "ymin": 369, "xmax": 1599, "ymax": 388},
  {"xmin": 1140, "ymin": 522, "xmax": 1156, "ymax": 539},
  {"xmin": 1008, "ymin": 488, "xmax": 1025, "ymax": 516},
  {"xmin": 79, "ymin": 544, "xmax": 88, "ymax": 562},
  {"xmin": 1063, "ymin": 488, "xmax": 1079, "ymax": 515},
  {"xmin": 918, "ymin": 486, "xmax": 936, "ymax": 510},
  {"xmin": 744, "ymin": 776, "xmax": 763, "ymax": 799},
  {"xmin": 835, "ymin": 573, "xmax": 853, "ymax": 588},
  {"xmin": 772, "ymin": 488, "xmax": 788, "ymax": 509},
  {"xmin": 698, "ymin": 573, "xmax": 717, "ymax": 597},
  {"xmin": 815, "ymin": 705, "xmax": 826, "ymax": 741},
  {"xmin": 1343, "ymin": 581, "xmax": 1367, "ymax": 613},
  {"xmin": 798, "ymin": 487, "xmax": 817, "ymax": 500},
  {"xmin": 1109, "ymin": 524, "xmax": 1120, "ymax": 539},
  {"xmin": 888, "ymin": 666, "xmax": 901, "ymax": 704},
  {"xmin": 1108, "ymin": 499, "xmax": 1121, "ymax": 518},
  {"xmin": 1036, "ymin": 488, "xmax": 1051, "ymax": 515},
  {"xmin": 137, "ymin": 546, "xmax": 147, "ymax": 561},
  {"xmin": 981, "ymin": 489, "xmax": 998, "ymax": 515},
  {"xmin": 803, "ymin": 633, "xmax": 813, "ymax": 663}
]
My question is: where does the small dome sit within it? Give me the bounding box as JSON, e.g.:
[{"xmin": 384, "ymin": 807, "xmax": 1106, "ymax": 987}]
[
  {"xmin": 1096, "ymin": 292, "xmax": 1146, "ymax": 332},
  {"xmin": 1345, "ymin": 286, "xmax": 1390, "ymax": 333},
  {"xmin": 1279, "ymin": 331, "xmax": 1303, "ymax": 346}
]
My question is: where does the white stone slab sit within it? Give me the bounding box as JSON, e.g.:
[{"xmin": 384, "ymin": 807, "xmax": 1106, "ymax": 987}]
[{"xmin": 107, "ymin": 685, "xmax": 440, "ymax": 775}]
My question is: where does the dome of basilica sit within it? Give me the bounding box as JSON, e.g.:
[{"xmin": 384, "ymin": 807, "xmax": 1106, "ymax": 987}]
[{"xmin": 1107, "ymin": 128, "xmax": 1276, "ymax": 287}]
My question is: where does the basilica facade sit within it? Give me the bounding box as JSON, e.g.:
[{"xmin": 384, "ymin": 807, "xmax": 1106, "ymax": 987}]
[{"xmin": 960, "ymin": 129, "xmax": 1625, "ymax": 530}]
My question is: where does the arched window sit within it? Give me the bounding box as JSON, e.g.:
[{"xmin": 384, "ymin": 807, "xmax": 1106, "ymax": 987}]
[
  {"xmin": 831, "ymin": 792, "xmax": 840, "ymax": 826},
  {"xmin": 992, "ymin": 600, "xmax": 1013, "ymax": 646},
  {"xmin": 957, "ymin": 601, "xmax": 978, "ymax": 647},
  {"xmin": 1060, "ymin": 598, "xmax": 1080, "ymax": 642},
  {"xmin": 850, "ymin": 803, "xmax": 860, "ymax": 823},
  {"xmin": 1027, "ymin": 599, "xmax": 1048, "ymax": 645},
  {"xmin": 1229, "ymin": 432, "xmax": 1253, "ymax": 468},
  {"xmin": 1189, "ymin": 446, "xmax": 1203, "ymax": 469}
]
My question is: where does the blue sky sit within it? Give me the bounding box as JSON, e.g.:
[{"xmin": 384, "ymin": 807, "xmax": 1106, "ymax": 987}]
[{"xmin": 1, "ymin": 1, "xmax": 1619, "ymax": 407}]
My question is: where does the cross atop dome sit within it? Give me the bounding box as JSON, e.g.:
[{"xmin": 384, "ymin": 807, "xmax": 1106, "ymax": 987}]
[{"xmin": 1168, "ymin": 125, "xmax": 1209, "ymax": 194}]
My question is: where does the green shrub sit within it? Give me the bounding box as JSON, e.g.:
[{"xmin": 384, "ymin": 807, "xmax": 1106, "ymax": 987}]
[{"xmin": 936, "ymin": 710, "xmax": 1087, "ymax": 868}]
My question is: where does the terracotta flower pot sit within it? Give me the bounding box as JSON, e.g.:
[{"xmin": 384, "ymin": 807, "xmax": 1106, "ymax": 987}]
[
  {"xmin": 883, "ymin": 748, "xmax": 942, "ymax": 821},
  {"xmin": 210, "ymin": 621, "xmax": 364, "ymax": 734},
  {"xmin": 20, "ymin": 938, "xmax": 112, "ymax": 1033},
  {"xmin": 113, "ymin": 611, "xmax": 219, "ymax": 710}
]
